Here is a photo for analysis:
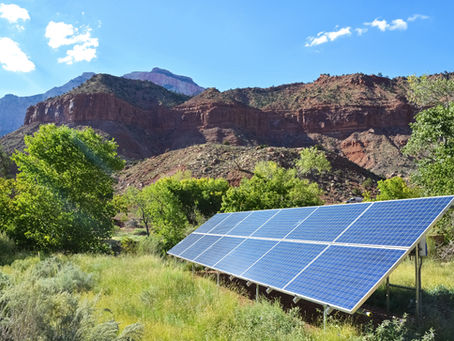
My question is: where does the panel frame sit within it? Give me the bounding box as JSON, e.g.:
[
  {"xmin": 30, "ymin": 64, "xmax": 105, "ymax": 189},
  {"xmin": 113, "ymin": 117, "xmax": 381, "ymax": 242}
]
[{"xmin": 168, "ymin": 195, "xmax": 454, "ymax": 314}]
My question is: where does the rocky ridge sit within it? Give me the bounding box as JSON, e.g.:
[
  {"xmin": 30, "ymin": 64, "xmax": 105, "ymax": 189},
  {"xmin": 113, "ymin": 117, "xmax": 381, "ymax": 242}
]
[{"xmin": 6, "ymin": 72, "xmax": 421, "ymax": 177}]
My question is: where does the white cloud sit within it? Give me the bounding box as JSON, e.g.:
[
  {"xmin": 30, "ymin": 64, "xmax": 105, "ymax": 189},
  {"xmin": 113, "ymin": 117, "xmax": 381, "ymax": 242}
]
[
  {"xmin": 305, "ymin": 26, "xmax": 351, "ymax": 47},
  {"xmin": 389, "ymin": 19, "xmax": 408, "ymax": 30},
  {"xmin": 0, "ymin": 3, "xmax": 29, "ymax": 23},
  {"xmin": 408, "ymin": 14, "xmax": 429, "ymax": 22},
  {"xmin": 0, "ymin": 37, "xmax": 35, "ymax": 72},
  {"xmin": 367, "ymin": 18, "xmax": 389, "ymax": 31},
  {"xmin": 45, "ymin": 21, "xmax": 99, "ymax": 64},
  {"xmin": 366, "ymin": 18, "xmax": 408, "ymax": 32},
  {"xmin": 355, "ymin": 27, "xmax": 368, "ymax": 36}
]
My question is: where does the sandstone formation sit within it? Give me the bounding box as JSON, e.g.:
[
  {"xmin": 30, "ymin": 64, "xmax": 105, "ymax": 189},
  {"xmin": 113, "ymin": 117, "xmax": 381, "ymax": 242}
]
[{"xmin": 15, "ymin": 72, "xmax": 419, "ymax": 177}]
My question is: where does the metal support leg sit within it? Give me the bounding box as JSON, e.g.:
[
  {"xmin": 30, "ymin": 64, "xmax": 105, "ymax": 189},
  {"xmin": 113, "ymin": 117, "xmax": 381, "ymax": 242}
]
[
  {"xmin": 386, "ymin": 276, "xmax": 390, "ymax": 314},
  {"xmin": 415, "ymin": 246, "xmax": 420, "ymax": 321},
  {"xmin": 192, "ymin": 264, "xmax": 194, "ymax": 274},
  {"xmin": 217, "ymin": 272, "xmax": 220, "ymax": 286},
  {"xmin": 256, "ymin": 284, "xmax": 259, "ymax": 301}
]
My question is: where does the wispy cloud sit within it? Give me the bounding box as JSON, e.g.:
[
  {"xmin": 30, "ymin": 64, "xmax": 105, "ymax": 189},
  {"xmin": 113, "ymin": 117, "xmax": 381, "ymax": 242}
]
[
  {"xmin": 0, "ymin": 37, "xmax": 35, "ymax": 72},
  {"xmin": 407, "ymin": 14, "xmax": 429, "ymax": 22},
  {"xmin": 45, "ymin": 21, "xmax": 99, "ymax": 64},
  {"xmin": 305, "ymin": 26, "xmax": 351, "ymax": 47},
  {"xmin": 365, "ymin": 18, "xmax": 408, "ymax": 31},
  {"xmin": 305, "ymin": 14, "xmax": 429, "ymax": 48},
  {"xmin": 0, "ymin": 3, "xmax": 30, "ymax": 30}
]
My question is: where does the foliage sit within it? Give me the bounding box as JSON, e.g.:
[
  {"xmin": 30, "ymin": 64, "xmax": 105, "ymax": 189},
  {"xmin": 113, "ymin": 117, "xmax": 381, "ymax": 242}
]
[
  {"xmin": 362, "ymin": 315, "xmax": 434, "ymax": 341},
  {"xmin": 296, "ymin": 146, "xmax": 332, "ymax": 176},
  {"xmin": 374, "ymin": 177, "xmax": 421, "ymax": 201},
  {"xmin": 0, "ymin": 177, "xmax": 15, "ymax": 232},
  {"xmin": 0, "ymin": 146, "xmax": 12, "ymax": 178},
  {"xmin": 0, "ymin": 257, "xmax": 143, "ymax": 341},
  {"xmin": 0, "ymin": 232, "xmax": 16, "ymax": 265},
  {"xmin": 407, "ymin": 74, "xmax": 454, "ymax": 108},
  {"xmin": 404, "ymin": 103, "xmax": 454, "ymax": 196},
  {"xmin": 7, "ymin": 124, "xmax": 124, "ymax": 252},
  {"xmin": 221, "ymin": 161, "xmax": 323, "ymax": 212},
  {"xmin": 126, "ymin": 173, "xmax": 229, "ymax": 251}
]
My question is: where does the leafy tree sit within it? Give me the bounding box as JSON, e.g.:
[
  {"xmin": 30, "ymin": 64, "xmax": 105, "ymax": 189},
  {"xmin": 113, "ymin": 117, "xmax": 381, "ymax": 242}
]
[
  {"xmin": 221, "ymin": 161, "xmax": 323, "ymax": 212},
  {"xmin": 0, "ymin": 177, "xmax": 15, "ymax": 231},
  {"xmin": 0, "ymin": 146, "xmax": 12, "ymax": 178},
  {"xmin": 371, "ymin": 176, "xmax": 421, "ymax": 201},
  {"xmin": 296, "ymin": 146, "xmax": 331, "ymax": 176},
  {"xmin": 407, "ymin": 74, "xmax": 454, "ymax": 108},
  {"xmin": 8, "ymin": 124, "xmax": 124, "ymax": 252},
  {"xmin": 404, "ymin": 76, "xmax": 454, "ymax": 195},
  {"xmin": 126, "ymin": 173, "xmax": 229, "ymax": 250}
]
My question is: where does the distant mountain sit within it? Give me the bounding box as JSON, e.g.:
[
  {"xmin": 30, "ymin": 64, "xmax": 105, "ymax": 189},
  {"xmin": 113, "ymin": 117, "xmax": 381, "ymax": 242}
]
[
  {"xmin": 0, "ymin": 72, "xmax": 95, "ymax": 136},
  {"xmin": 123, "ymin": 67, "xmax": 204, "ymax": 96}
]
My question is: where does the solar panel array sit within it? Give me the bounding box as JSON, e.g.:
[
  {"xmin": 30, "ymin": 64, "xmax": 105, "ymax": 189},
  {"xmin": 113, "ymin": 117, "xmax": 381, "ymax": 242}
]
[{"xmin": 168, "ymin": 196, "xmax": 454, "ymax": 313}]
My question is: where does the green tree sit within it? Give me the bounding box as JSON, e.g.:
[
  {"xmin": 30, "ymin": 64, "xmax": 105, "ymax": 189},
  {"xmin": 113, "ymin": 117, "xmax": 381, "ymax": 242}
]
[
  {"xmin": 404, "ymin": 75, "xmax": 454, "ymax": 195},
  {"xmin": 296, "ymin": 146, "xmax": 331, "ymax": 176},
  {"xmin": 127, "ymin": 173, "xmax": 230, "ymax": 250},
  {"xmin": 373, "ymin": 176, "xmax": 421, "ymax": 201},
  {"xmin": 0, "ymin": 146, "xmax": 12, "ymax": 178},
  {"xmin": 407, "ymin": 74, "xmax": 454, "ymax": 108},
  {"xmin": 221, "ymin": 161, "xmax": 323, "ymax": 212},
  {"xmin": 8, "ymin": 124, "xmax": 124, "ymax": 252}
]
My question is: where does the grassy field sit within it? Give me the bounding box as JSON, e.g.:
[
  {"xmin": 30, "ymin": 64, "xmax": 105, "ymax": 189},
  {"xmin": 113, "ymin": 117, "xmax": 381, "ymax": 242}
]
[{"xmin": 1, "ymin": 250, "xmax": 452, "ymax": 340}]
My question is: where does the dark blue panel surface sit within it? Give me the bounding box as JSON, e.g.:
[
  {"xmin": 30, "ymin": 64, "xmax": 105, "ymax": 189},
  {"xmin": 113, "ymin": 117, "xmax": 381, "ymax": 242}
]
[
  {"xmin": 168, "ymin": 233, "xmax": 204, "ymax": 256},
  {"xmin": 252, "ymin": 207, "xmax": 317, "ymax": 239},
  {"xmin": 209, "ymin": 211, "xmax": 251, "ymax": 235},
  {"xmin": 214, "ymin": 239, "xmax": 277, "ymax": 275},
  {"xmin": 286, "ymin": 203, "xmax": 371, "ymax": 242},
  {"xmin": 180, "ymin": 235, "xmax": 221, "ymax": 260},
  {"xmin": 337, "ymin": 197, "xmax": 454, "ymax": 247},
  {"xmin": 285, "ymin": 246, "xmax": 405, "ymax": 310},
  {"xmin": 229, "ymin": 210, "xmax": 279, "ymax": 236},
  {"xmin": 243, "ymin": 242, "xmax": 326, "ymax": 289},
  {"xmin": 195, "ymin": 213, "xmax": 230, "ymax": 233},
  {"xmin": 194, "ymin": 237, "xmax": 245, "ymax": 267}
]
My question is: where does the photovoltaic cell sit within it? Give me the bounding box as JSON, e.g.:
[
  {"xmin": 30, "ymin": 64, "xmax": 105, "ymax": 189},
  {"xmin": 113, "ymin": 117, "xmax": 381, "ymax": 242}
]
[
  {"xmin": 168, "ymin": 233, "xmax": 204, "ymax": 256},
  {"xmin": 168, "ymin": 195, "xmax": 454, "ymax": 314},
  {"xmin": 284, "ymin": 245, "xmax": 405, "ymax": 310},
  {"xmin": 195, "ymin": 213, "xmax": 230, "ymax": 233},
  {"xmin": 286, "ymin": 203, "xmax": 371, "ymax": 242},
  {"xmin": 180, "ymin": 235, "xmax": 221, "ymax": 260},
  {"xmin": 243, "ymin": 242, "xmax": 326, "ymax": 289},
  {"xmin": 194, "ymin": 237, "xmax": 245, "ymax": 267},
  {"xmin": 337, "ymin": 197, "xmax": 454, "ymax": 247},
  {"xmin": 208, "ymin": 211, "xmax": 251, "ymax": 234},
  {"xmin": 228, "ymin": 209, "xmax": 279, "ymax": 236},
  {"xmin": 252, "ymin": 207, "xmax": 316, "ymax": 239},
  {"xmin": 214, "ymin": 239, "xmax": 278, "ymax": 275}
]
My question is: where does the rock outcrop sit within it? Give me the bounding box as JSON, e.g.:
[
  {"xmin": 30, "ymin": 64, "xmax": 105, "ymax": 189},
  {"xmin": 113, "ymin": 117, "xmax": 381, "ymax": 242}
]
[
  {"xmin": 123, "ymin": 67, "xmax": 204, "ymax": 96},
  {"xmin": 18, "ymin": 72, "xmax": 419, "ymax": 177}
]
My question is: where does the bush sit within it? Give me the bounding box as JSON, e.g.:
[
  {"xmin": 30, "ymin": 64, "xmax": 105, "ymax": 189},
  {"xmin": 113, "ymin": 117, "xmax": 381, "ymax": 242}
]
[
  {"xmin": 362, "ymin": 315, "xmax": 434, "ymax": 341},
  {"xmin": 0, "ymin": 232, "xmax": 16, "ymax": 265},
  {"xmin": 0, "ymin": 257, "xmax": 143, "ymax": 341}
]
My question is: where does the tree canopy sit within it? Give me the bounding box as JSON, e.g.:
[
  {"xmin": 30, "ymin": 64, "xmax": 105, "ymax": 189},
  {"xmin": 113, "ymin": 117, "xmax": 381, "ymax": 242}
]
[
  {"xmin": 4, "ymin": 124, "xmax": 124, "ymax": 252},
  {"xmin": 221, "ymin": 161, "xmax": 323, "ymax": 212},
  {"xmin": 404, "ymin": 74, "xmax": 454, "ymax": 196}
]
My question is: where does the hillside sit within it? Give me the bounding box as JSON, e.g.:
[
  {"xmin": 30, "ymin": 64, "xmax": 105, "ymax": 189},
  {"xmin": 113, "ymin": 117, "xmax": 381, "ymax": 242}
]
[{"xmin": 117, "ymin": 143, "xmax": 381, "ymax": 203}]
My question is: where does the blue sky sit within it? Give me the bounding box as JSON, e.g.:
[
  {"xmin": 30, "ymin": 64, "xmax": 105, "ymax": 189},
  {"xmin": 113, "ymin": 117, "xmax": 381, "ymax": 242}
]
[{"xmin": 0, "ymin": 0, "xmax": 453, "ymax": 97}]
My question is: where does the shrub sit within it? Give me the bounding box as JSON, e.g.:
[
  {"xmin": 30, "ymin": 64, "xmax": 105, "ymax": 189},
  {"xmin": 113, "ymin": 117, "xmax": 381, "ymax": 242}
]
[{"xmin": 0, "ymin": 257, "xmax": 143, "ymax": 341}]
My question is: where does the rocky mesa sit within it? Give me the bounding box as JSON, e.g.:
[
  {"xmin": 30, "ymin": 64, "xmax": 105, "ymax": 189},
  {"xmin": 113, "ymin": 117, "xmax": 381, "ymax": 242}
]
[{"xmin": 18, "ymin": 72, "xmax": 417, "ymax": 177}]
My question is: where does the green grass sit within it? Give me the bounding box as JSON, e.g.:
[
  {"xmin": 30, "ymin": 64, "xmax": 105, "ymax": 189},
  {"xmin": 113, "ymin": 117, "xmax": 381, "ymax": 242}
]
[{"xmin": 1, "ymin": 252, "xmax": 450, "ymax": 340}]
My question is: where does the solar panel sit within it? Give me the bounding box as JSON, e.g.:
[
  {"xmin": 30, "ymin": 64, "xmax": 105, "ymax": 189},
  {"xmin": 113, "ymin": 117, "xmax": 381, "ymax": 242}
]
[{"xmin": 168, "ymin": 195, "xmax": 454, "ymax": 314}]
